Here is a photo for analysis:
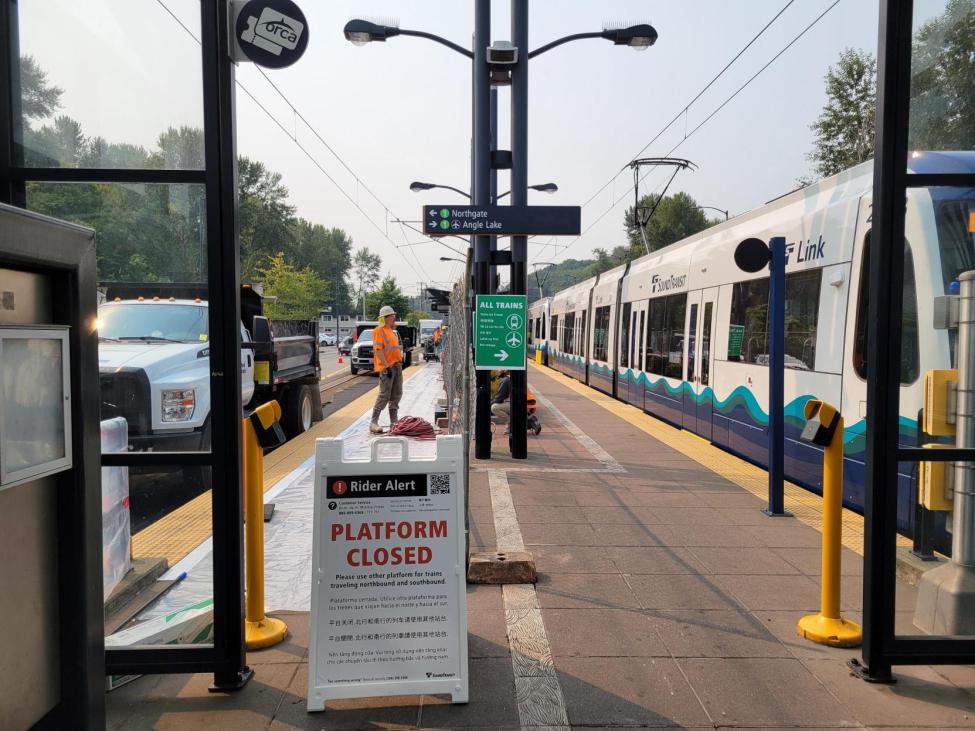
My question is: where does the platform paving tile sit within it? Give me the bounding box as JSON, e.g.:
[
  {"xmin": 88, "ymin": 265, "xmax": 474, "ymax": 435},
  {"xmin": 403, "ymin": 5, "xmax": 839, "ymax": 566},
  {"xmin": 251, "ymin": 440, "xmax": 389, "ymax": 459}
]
[
  {"xmin": 555, "ymin": 656, "xmax": 712, "ymax": 728},
  {"xmin": 530, "ymin": 544, "xmax": 621, "ymax": 574},
  {"xmin": 510, "ymin": 489, "xmax": 580, "ymax": 506},
  {"xmin": 742, "ymin": 521, "xmax": 825, "ymax": 547},
  {"xmin": 545, "ymin": 607, "xmax": 670, "ymax": 658},
  {"xmin": 516, "ymin": 505, "xmax": 591, "ymax": 524},
  {"xmin": 581, "ymin": 505, "xmax": 645, "ymax": 524},
  {"xmin": 677, "ymin": 656, "xmax": 858, "ymax": 727},
  {"xmin": 687, "ymin": 545, "xmax": 803, "ymax": 575},
  {"xmin": 802, "ymin": 657, "xmax": 975, "ymax": 728},
  {"xmin": 536, "ymin": 572, "xmax": 642, "ymax": 610},
  {"xmin": 607, "ymin": 545, "xmax": 706, "ymax": 575},
  {"xmin": 417, "ymin": 657, "xmax": 521, "ymax": 728},
  {"xmin": 711, "ymin": 572, "xmax": 822, "ymax": 611},
  {"xmin": 690, "ymin": 490, "xmax": 766, "ymax": 508},
  {"xmin": 467, "ymin": 585, "xmax": 510, "ymax": 658},
  {"xmin": 247, "ymin": 611, "xmax": 310, "ymax": 666},
  {"xmin": 522, "ymin": 521, "xmax": 601, "ymax": 546},
  {"xmin": 645, "ymin": 608, "xmax": 792, "ymax": 658},
  {"xmin": 631, "ymin": 505, "xmax": 733, "ymax": 526},
  {"xmin": 571, "ymin": 488, "xmax": 631, "ymax": 507},
  {"xmin": 590, "ymin": 522, "xmax": 674, "ymax": 546},
  {"xmin": 614, "ymin": 490, "xmax": 708, "ymax": 508},
  {"xmin": 626, "ymin": 573, "xmax": 742, "ymax": 611},
  {"xmin": 656, "ymin": 523, "xmax": 757, "ymax": 547}
]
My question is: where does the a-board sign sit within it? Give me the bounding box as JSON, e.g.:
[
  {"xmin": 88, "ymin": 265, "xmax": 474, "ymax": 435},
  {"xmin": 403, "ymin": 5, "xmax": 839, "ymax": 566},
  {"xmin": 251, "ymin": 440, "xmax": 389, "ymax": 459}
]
[
  {"xmin": 233, "ymin": 0, "xmax": 309, "ymax": 68},
  {"xmin": 423, "ymin": 205, "xmax": 581, "ymax": 237},
  {"xmin": 474, "ymin": 294, "xmax": 527, "ymax": 371},
  {"xmin": 308, "ymin": 436, "xmax": 468, "ymax": 710}
]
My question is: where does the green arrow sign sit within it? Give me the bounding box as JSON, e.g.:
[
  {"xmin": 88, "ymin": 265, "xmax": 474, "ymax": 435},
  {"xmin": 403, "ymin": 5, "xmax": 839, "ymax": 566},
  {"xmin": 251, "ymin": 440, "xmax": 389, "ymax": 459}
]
[{"xmin": 474, "ymin": 294, "xmax": 527, "ymax": 370}]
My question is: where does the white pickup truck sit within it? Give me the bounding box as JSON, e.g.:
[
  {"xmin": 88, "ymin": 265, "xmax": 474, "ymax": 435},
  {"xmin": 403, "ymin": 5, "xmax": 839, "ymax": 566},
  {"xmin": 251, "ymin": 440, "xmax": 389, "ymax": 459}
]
[{"xmin": 97, "ymin": 285, "xmax": 323, "ymax": 477}]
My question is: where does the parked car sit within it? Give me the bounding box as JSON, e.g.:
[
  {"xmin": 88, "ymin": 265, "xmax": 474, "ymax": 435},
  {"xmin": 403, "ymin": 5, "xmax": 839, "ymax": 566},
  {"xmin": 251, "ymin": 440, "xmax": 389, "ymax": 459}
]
[
  {"xmin": 319, "ymin": 332, "xmax": 336, "ymax": 346},
  {"xmin": 338, "ymin": 336, "xmax": 354, "ymax": 355}
]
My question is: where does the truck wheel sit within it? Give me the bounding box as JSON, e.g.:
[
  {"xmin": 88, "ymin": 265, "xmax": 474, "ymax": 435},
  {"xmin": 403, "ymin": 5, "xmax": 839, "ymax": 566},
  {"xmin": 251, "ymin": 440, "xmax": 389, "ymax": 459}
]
[
  {"xmin": 350, "ymin": 364, "xmax": 358, "ymax": 375},
  {"xmin": 404, "ymin": 350, "xmax": 413, "ymax": 368},
  {"xmin": 282, "ymin": 385, "xmax": 314, "ymax": 438},
  {"xmin": 184, "ymin": 420, "xmax": 212, "ymax": 491}
]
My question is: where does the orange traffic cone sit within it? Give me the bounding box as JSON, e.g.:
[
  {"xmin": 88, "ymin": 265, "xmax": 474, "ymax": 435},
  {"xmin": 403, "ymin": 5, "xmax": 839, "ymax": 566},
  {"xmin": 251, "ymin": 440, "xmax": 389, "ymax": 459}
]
[{"xmin": 338, "ymin": 353, "xmax": 343, "ymax": 364}]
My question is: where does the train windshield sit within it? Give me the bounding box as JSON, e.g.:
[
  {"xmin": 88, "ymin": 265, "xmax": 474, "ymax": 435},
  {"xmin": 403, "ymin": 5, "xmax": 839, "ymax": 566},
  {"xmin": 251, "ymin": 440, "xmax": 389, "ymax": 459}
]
[{"xmin": 935, "ymin": 196, "xmax": 975, "ymax": 291}]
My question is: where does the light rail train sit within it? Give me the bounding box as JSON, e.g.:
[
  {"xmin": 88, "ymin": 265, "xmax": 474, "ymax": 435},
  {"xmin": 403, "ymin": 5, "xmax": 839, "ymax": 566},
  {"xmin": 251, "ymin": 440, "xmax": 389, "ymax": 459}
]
[{"xmin": 528, "ymin": 152, "xmax": 975, "ymax": 550}]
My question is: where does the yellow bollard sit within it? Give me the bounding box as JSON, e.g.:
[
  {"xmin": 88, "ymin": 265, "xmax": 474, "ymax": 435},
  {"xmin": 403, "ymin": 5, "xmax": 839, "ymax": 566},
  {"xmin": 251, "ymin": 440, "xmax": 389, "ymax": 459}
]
[
  {"xmin": 242, "ymin": 402, "xmax": 288, "ymax": 650},
  {"xmin": 796, "ymin": 400, "xmax": 862, "ymax": 647}
]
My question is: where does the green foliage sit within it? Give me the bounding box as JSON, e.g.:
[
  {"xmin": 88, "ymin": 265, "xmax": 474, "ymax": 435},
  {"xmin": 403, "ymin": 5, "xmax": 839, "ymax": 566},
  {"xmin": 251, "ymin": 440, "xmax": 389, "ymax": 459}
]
[
  {"xmin": 805, "ymin": 48, "xmax": 877, "ymax": 180},
  {"xmin": 910, "ymin": 0, "xmax": 975, "ymax": 150},
  {"xmin": 364, "ymin": 276, "xmax": 409, "ymax": 322},
  {"xmin": 350, "ymin": 248, "xmax": 382, "ymax": 315},
  {"xmin": 624, "ymin": 191, "xmax": 714, "ymax": 256},
  {"xmin": 257, "ymin": 252, "xmax": 327, "ymax": 320},
  {"xmin": 406, "ymin": 310, "xmax": 426, "ymax": 329},
  {"xmin": 20, "ymin": 54, "xmax": 62, "ymax": 120}
]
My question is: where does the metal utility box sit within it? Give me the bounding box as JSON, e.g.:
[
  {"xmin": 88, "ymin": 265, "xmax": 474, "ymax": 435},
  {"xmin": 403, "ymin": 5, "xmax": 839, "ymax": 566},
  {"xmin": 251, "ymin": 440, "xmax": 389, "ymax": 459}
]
[{"xmin": 0, "ymin": 203, "xmax": 103, "ymax": 728}]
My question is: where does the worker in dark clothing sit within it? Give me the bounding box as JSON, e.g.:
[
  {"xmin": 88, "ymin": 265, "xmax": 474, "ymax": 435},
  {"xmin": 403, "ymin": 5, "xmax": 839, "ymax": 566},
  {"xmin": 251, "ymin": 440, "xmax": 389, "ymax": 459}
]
[{"xmin": 491, "ymin": 370, "xmax": 511, "ymax": 434}]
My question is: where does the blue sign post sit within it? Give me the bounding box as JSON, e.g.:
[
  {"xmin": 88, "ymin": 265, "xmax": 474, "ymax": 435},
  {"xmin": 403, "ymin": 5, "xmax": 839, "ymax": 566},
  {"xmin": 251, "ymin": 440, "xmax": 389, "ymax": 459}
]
[{"xmin": 734, "ymin": 236, "xmax": 791, "ymax": 517}]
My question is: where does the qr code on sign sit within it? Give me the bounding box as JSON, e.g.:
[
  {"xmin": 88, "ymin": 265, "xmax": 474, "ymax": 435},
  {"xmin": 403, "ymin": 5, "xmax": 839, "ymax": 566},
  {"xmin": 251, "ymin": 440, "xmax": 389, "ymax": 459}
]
[{"xmin": 429, "ymin": 473, "xmax": 451, "ymax": 494}]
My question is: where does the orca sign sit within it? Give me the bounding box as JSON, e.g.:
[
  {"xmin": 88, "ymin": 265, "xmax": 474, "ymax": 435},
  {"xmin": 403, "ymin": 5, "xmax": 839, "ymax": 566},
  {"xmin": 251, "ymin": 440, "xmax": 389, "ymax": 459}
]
[{"xmin": 233, "ymin": 0, "xmax": 309, "ymax": 69}]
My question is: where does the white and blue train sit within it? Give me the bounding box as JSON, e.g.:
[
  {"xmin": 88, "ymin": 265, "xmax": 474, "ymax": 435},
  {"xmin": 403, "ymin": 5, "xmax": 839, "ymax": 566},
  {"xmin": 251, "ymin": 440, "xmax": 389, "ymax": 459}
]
[{"xmin": 528, "ymin": 152, "xmax": 975, "ymax": 548}]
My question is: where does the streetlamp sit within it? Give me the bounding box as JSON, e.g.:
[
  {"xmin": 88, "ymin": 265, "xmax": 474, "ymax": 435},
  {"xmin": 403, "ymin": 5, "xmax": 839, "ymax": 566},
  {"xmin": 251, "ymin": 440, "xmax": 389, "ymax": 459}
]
[
  {"xmin": 409, "ymin": 181, "xmax": 558, "ymax": 202},
  {"xmin": 697, "ymin": 205, "xmax": 730, "ymax": 221},
  {"xmin": 528, "ymin": 23, "xmax": 658, "ymax": 58}
]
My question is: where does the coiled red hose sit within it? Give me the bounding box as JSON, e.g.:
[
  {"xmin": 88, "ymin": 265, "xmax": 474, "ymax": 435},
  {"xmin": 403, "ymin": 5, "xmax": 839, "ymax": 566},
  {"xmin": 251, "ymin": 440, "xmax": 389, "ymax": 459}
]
[{"xmin": 388, "ymin": 416, "xmax": 437, "ymax": 440}]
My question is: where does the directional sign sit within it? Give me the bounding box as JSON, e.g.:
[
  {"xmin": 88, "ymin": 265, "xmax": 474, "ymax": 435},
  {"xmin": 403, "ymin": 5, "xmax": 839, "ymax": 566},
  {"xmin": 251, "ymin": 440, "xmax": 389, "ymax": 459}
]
[
  {"xmin": 474, "ymin": 295, "xmax": 527, "ymax": 370},
  {"xmin": 424, "ymin": 205, "xmax": 581, "ymax": 237}
]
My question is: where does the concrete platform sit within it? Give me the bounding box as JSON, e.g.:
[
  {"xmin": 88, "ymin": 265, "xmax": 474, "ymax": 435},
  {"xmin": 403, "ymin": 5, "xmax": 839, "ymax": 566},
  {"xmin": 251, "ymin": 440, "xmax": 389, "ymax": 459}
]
[{"xmin": 107, "ymin": 360, "xmax": 975, "ymax": 730}]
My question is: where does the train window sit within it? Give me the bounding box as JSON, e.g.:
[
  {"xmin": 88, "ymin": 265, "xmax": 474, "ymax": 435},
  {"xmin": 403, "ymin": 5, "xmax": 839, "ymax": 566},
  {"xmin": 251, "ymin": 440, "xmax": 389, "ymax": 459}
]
[
  {"xmin": 620, "ymin": 303, "xmax": 632, "ymax": 368},
  {"xmin": 701, "ymin": 302, "xmax": 713, "ymax": 387},
  {"xmin": 853, "ymin": 234, "xmax": 920, "ymax": 384},
  {"xmin": 592, "ymin": 306, "xmax": 610, "ymax": 362},
  {"xmin": 727, "ymin": 270, "xmax": 821, "ymax": 370},
  {"xmin": 528, "ymin": 318, "xmax": 534, "ymax": 345},
  {"xmin": 580, "ymin": 310, "xmax": 588, "ymax": 357},
  {"xmin": 687, "ymin": 303, "xmax": 698, "ymax": 382},
  {"xmin": 638, "ymin": 311, "xmax": 645, "ymax": 371},
  {"xmin": 935, "ymin": 199, "xmax": 975, "ymax": 292},
  {"xmin": 550, "ymin": 315, "xmax": 558, "ymax": 348},
  {"xmin": 645, "ymin": 293, "xmax": 686, "ymax": 379},
  {"xmin": 562, "ymin": 312, "xmax": 576, "ymax": 355}
]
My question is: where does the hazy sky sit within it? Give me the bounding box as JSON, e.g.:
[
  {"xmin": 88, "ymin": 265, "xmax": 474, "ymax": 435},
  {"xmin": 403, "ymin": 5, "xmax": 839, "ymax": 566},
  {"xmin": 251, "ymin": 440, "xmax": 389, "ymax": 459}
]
[{"xmin": 19, "ymin": 1, "xmax": 951, "ymax": 294}]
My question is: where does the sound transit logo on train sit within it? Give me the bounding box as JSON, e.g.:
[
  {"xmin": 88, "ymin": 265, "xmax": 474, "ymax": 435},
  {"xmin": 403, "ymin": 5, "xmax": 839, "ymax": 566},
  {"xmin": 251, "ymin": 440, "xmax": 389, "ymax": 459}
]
[
  {"xmin": 784, "ymin": 235, "xmax": 827, "ymax": 265},
  {"xmin": 651, "ymin": 273, "xmax": 687, "ymax": 294},
  {"xmin": 326, "ymin": 474, "xmax": 428, "ymax": 499}
]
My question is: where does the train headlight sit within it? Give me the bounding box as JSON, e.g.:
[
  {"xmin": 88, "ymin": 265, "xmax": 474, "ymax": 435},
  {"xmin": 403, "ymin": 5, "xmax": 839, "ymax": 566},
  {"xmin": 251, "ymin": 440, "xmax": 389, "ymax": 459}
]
[{"xmin": 161, "ymin": 389, "xmax": 196, "ymax": 422}]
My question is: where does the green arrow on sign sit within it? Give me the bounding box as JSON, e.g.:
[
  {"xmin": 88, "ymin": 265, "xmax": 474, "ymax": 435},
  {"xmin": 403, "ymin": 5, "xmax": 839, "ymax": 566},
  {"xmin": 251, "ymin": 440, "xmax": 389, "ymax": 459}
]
[{"xmin": 474, "ymin": 294, "xmax": 527, "ymax": 370}]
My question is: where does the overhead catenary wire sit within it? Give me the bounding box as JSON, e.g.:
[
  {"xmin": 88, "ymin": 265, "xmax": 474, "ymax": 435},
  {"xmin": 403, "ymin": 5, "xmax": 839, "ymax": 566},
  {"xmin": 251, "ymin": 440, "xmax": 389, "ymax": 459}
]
[{"xmin": 539, "ymin": 0, "xmax": 844, "ymax": 266}]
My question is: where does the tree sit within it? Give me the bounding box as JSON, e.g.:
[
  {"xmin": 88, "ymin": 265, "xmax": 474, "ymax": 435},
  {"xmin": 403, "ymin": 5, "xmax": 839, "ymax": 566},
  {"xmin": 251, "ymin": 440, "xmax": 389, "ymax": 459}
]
[
  {"xmin": 406, "ymin": 310, "xmax": 427, "ymax": 329},
  {"xmin": 20, "ymin": 54, "xmax": 62, "ymax": 120},
  {"xmin": 291, "ymin": 220, "xmax": 353, "ymax": 310},
  {"xmin": 256, "ymin": 252, "xmax": 326, "ymax": 320},
  {"xmin": 624, "ymin": 191, "xmax": 713, "ymax": 256},
  {"xmin": 910, "ymin": 0, "xmax": 975, "ymax": 151},
  {"xmin": 364, "ymin": 275, "xmax": 409, "ymax": 321},
  {"xmin": 804, "ymin": 48, "xmax": 877, "ymax": 180},
  {"xmin": 238, "ymin": 156, "xmax": 297, "ymax": 278},
  {"xmin": 349, "ymin": 247, "xmax": 382, "ymax": 317}
]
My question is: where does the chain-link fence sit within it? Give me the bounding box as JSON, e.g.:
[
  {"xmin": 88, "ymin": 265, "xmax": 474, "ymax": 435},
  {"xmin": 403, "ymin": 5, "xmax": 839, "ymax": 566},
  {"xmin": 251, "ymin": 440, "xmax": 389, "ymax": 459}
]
[{"xmin": 442, "ymin": 274, "xmax": 473, "ymax": 440}]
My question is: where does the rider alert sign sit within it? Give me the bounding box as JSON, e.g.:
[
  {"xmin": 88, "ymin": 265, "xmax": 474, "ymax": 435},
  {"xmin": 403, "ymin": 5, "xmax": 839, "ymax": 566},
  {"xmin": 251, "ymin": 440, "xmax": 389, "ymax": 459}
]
[{"xmin": 308, "ymin": 437, "xmax": 468, "ymax": 710}]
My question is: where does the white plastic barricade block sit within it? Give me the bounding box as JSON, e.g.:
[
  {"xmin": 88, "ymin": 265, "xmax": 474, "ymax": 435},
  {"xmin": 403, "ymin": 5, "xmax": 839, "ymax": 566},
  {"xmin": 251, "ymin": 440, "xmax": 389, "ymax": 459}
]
[{"xmin": 308, "ymin": 435, "xmax": 469, "ymax": 711}]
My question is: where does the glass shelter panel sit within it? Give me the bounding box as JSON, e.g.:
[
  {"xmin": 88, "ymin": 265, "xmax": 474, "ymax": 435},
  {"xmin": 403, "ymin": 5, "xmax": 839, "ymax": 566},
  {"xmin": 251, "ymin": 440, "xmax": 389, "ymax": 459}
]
[
  {"xmin": 907, "ymin": 0, "xmax": 975, "ymax": 157},
  {"xmin": 16, "ymin": 0, "xmax": 205, "ymax": 169}
]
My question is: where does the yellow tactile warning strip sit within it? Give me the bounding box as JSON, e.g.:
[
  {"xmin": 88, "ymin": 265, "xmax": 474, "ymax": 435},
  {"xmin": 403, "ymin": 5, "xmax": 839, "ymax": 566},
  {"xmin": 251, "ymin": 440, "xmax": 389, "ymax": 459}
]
[
  {"xmin": 132, "ymin": 367, "xmax": 426, "ymax": 567},
  {"xmin": 529, "ymin": 363, "xmax": 912, "ymax": 556}
]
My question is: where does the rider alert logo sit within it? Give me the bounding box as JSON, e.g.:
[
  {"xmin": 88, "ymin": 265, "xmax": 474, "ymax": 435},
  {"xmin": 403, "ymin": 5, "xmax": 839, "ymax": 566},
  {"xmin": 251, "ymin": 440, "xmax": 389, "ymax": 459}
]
[{"xmin": 332, "ymin": 480, "xmax": 348, "ymax": 496}]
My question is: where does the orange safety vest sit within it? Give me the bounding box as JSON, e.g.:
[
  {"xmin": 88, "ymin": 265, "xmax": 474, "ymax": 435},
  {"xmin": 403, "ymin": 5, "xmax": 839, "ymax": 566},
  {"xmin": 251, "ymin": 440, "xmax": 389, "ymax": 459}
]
[{"xmin": 372, "ymin": 325, "xmax": 403, "ymax": 371}]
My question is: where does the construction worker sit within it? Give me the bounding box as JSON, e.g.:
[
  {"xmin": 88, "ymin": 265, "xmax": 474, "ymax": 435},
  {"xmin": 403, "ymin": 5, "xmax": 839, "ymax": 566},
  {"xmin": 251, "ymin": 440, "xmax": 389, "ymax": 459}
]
[{"xmin": 370, "ymin": 305, "xmax": 404, "ymax": 434}]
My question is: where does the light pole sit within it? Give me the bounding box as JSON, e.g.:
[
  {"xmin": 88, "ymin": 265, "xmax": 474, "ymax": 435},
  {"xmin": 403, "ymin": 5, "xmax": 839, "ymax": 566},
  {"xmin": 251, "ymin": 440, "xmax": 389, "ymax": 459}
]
[
  {"xmin": 507, "ymin": 9, "xmax": 658, "ymax": 458},
  {"xmin": 409, "ymin": 181, "xmax": 558, "ymax": 203},
  {"xmin": 697, "ymin": 205, "xmax": 730, "ymax": 221},
  {"xmin": 531, "ymin": 261, "xmax": 555, "ymax": 298}
]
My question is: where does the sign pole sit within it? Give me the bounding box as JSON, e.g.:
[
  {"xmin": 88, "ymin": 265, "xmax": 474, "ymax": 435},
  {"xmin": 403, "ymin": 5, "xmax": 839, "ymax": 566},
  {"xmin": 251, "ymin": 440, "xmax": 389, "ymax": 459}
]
[
  {"xmin": 765, "ymin": 235, "xmax": 790, "ymax": 516},
  {"xmin": 509, "ymin": 0, "xmax": 529, "ymax": 458},
  {"xmin": 473, "ymin": 0, "xmax": 493, "ymax": 459}
]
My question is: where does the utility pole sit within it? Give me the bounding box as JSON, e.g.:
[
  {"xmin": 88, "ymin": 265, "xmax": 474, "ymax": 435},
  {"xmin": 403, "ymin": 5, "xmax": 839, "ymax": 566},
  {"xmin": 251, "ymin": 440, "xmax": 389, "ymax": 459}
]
[
  {"xmin": 472, "ymin": 0, "xmax": 493, "ymax": 459},
  {"xmin": 508, "ymin": 0, "xmax": 528, "ymax": 458}
]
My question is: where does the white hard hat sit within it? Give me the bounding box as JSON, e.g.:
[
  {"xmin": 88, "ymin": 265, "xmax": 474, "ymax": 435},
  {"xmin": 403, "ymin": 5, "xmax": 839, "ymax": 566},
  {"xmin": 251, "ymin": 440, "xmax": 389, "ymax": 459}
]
[{"xmin": 379, "ymin": 305, "xmax": 396, "ymax": 318}]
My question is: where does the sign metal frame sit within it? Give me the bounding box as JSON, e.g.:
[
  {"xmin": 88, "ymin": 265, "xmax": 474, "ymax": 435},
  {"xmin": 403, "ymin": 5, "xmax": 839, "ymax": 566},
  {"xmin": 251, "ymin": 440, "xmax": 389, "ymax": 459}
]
[{"xmin": 308, "ymin": 436, "xmax": 469, "ymax": 709}]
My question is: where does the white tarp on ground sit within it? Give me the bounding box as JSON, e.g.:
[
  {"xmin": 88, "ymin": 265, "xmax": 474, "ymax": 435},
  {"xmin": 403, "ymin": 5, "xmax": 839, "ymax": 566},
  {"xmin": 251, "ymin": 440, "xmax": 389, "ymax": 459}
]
[{"xmin": 125, "ymin": 361, "xmax": 444, "ymax": 626}]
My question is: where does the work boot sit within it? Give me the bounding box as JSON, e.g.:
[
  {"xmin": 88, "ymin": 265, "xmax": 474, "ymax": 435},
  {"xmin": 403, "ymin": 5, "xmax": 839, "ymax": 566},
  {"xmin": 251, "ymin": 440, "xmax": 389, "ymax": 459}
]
[
  {"xmin": 389, "ymin": 411, "xmax": 399, "ymax": 425},
  {"xmin": 369, "ymin": 421, "xmax": 384, "ymax": 434}
]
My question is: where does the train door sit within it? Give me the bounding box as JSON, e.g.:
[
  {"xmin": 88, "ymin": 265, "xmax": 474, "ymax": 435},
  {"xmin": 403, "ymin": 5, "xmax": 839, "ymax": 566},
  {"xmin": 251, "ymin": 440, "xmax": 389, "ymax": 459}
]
[
  {"xmin": 682, "ymin": 291, "xmax": 701, "ymax": 430},
  {"xmin": 632, "ymin": 301, "xmax": 647, "ymax": 409},
  {"xmin": 695, "ymin": 289, "xmax": 719, "ymax": 439}
]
